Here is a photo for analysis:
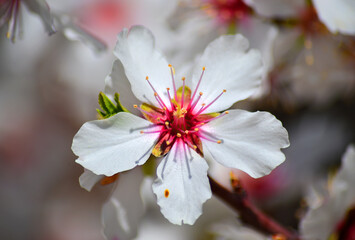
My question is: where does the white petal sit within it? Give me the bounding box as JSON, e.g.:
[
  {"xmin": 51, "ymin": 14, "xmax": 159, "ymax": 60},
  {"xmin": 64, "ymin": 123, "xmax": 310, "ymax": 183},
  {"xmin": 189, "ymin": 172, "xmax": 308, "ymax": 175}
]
[
  {"xmin": 300, "ymin": 197, "xmax": 339, "ymax": 240},
  {"xmin": 190, "ymin": 34, "xmax": 263, "ymax": 113},
  {"xmin": 104, "ymin": 59, "xmax": 140, "ymax": 115},
  {"xmin": 79, "ymin": 169, "xmax": 103, "ymax": 192},
  {"xmin": 72, "ymin": 112, "xmax": 160, "ymax": 176},
  {"xmin": 312, "ymin": 0, "xmax": 355, "ymax": 35},
  {"xmin": 201, "ymin": 110, "xmax": 289, "ymax": 178},
  {"xmin": 102, "ymin": 168, "xmax": 145, "ymax": 240},
  {"xmin": 24, "ymin": 0, "xmax": 56, "ymax": 34},
  {"xmin": 331, "ymin": 144, "xmax": 355, "ymax": 207},
  {"xmin": 244, "ymin": 0, "xmax": 305, "ymax": 18},
  {"xmin": 239, "ymin": 17, "xmax": 278, "ymax": 74},
  {"xmin": 54, "ymin": 14, "xmax": 107, "ymax": 53},
  {"xmin": 300, "ymin": 145, "xmax": 355, "ymax": 240},
  {"xmin": 114, "ymin": 26, "xmax": 171, "ymax": 106},
  {"xmin": 152, "ymin": 141, "xmax": 212, "ymax": 225}
]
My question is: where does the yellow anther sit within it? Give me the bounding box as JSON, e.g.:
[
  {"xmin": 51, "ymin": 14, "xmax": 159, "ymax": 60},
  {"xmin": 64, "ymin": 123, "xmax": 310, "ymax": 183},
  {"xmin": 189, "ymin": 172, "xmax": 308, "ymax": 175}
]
[
  {"xmin": 202, "ymin": 66, "xmax": 206, "ymax": 71},
  {"xmin": 157, "ymin": 117, "xmax": 160, "ymax": 121},
  {"xmin": 193, "ymin": 145, "xmax": 197, "ymax": 149},
  {"xmin": 225, "ymin": 111, "xmax": 229, "ymax": 114},
  {"xmin": 181, "ymin": 108, "xmax": 187, "ymax": 114},
  {"xmin": 146, "ymin": 76, "xmax": 149, "ymax": 80},
  {"xmin": 194, "ymin": 128, "xmax": 199, "ymax": 132},
  {"xmin": 164, "ymin": 189, "xmax": 170, "ymax": 198},
  {"xmin": 202, "ymin": 103, "xmax": 206, "ymax": 106},
  {"xmin": 167, "ymin": 87, "xmax": 170, "ymax": 91},
  {"xmin": 166, "ymin": 141, "xmax": 170, "ymax": 145},
  {"xmin": 140, "ymin": 130, "xmax": 144, "ymax": 134},
  {"xmin": 163, "ymin": 107, "xmax": 167, "ymax": 110},
  {"xmin": 223, "ymin": 89, "xmax": 227, "ymax": 93},
  {"xmin": 182, "ymin": 77, "xmax": 185, "ymax": 81},
  {"xmin": 199, "ymin": 92, "xmax": 203, "ymax": 96},
  {"xmin": 177, "ymin": 133, "xmax": 182, "ymax": 138},
  {"xmin": 165, "ymin": 121, "xmax": 169, "ymax": 126},
  {"xmin": 217, "ymin": 140, "xmax": 222, "ymax": 144},
  {"xmin": 133, "ymin": 105, "xmax": 138, "ymax": 108},
  {"xmin": 168, "ymin": 64, "xmax": 172, "ymax": 68},
  {"xmin": 154, "ymin": 92, "xmax": 158, "ymax": 96},
  {"xmin": 185, "ymin": 130, "xmax": 189, "ymax": 134}
]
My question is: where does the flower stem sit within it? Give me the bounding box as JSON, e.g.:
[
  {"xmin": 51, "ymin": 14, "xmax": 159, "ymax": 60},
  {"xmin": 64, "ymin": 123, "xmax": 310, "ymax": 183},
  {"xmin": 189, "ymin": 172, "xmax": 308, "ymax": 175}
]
[{"xmin": 208, "ymin": 175, "xmax": 299, "ymax": 240}]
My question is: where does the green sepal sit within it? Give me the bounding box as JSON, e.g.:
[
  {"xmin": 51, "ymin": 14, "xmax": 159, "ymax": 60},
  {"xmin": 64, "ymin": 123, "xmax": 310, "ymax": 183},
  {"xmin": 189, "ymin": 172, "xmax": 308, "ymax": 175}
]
[
  {"xmin": 96, "ymin": 92, "xmax": 129, "ymax": 119},
  {"xmin": 114, "ymin": 93, "xmax": 129, "ymax": 113},
  {"xmin": 142, "ymin": 155, "xmax": 156, "ymax": 177},
  {"xmin": 96, "ymin": 109, "xmax": 106, "ymax": 119}
]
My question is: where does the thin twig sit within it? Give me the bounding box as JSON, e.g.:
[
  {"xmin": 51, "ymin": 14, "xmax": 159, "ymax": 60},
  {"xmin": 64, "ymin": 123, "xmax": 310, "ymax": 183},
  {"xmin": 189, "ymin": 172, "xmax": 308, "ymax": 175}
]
[{"xmin": 208, "ymin": 175, "xmax": 299, "ymax": 240}]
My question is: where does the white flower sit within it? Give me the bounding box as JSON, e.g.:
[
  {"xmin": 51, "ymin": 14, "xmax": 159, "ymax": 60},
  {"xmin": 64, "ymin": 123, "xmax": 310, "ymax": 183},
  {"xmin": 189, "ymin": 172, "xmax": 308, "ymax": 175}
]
[
  {"xmin": 312, "ymin": 0, "xmax": 355, "ymax": 36},
  {"xmin": 0, "ymin": 0, "xmax": 56, "ymax": 42},
  {"xmin": 79, "ymin": 169, "xmax": 146, "ymax": 240},
  {"xmin": 170, "ymin": 0, "xmax": 279, "ymax": 97},
  {"xmin": 72, "ymin": 26, "xmax": 289, "ymax": 225},
  {"xmin": 300, "ymin": 144, "xmax": 355, "ymax": 240},
  {"xmin": 243, "ymin": 0, "xmax": 305, "ymax": 19}
]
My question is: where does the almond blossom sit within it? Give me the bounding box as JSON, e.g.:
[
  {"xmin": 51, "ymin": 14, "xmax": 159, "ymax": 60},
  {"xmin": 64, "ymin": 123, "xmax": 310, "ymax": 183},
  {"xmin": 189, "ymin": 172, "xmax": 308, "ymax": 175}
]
[
  {"xmin": 0, "ymin": 0, "xmax": 56, "ymax": 42},
  {"xmin": 300, "ymin": 144, "xmax": 355, "ymax": 240},
  {"xmin": 72, "ymin": 25, "xmax": 289, "ymax": 225}
]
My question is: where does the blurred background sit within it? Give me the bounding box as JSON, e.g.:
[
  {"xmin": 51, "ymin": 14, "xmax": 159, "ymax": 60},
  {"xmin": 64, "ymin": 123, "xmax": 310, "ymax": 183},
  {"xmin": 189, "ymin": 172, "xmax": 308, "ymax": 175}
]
[{"xmin": 1, "ymin": 0, "xmax": 355, "ymax": 239}]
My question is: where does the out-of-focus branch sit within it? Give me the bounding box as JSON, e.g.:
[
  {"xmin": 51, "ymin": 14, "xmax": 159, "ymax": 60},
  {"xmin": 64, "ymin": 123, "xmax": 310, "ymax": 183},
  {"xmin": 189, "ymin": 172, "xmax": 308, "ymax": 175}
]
[{"xmin": 208, "ymin": 175, "xmax": 299, "ymax": 240}]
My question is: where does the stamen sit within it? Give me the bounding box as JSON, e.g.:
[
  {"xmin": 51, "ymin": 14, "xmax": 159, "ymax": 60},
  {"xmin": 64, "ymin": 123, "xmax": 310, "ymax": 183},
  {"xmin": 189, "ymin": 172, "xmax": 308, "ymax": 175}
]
[
  {"xmin": 140, "ymin": 129, "xmax": 165, "ymax": 134},
  {"xmin": 190, "ymin": 67, "xmax": 206, "ymax": 107},
  {"xmin": 195, "ymin": 103, "xmax": 205, "ymax": 115},
  {"xmin": 145, "ymin": 76, "xmax": 168, "ymax": 110},
  {"xmin": 199, "ymin": 111, "xmax": 230, "ymax": 124},
  {"xmin": 198, "ymin": 130, "xmax": 221, "ymax": 144},
  {"xmin": 190, "ymin": 92, "xmax": 204, "ymax": 112},
  {"xmin": 169, "ymin": 64, "xmax": 178, "ymax": 100},
  {"xmin": 133, "ymin": 104, "xmax": 158, "ymax": 119},
  {"xmin": 177, "ymin": 133, "xmax": 182, "ymax": 138},
  {"xmin": 154, "ymin": 93, "xmax": 166, "ymax": 109},
  {"xmin": 196, "ymin": 89, "xmax": 226, "ymax": 115},
  {"xmin": 181, "ymin": 77, "xmax": 186, "ymax": 107},
  {"xmin": 166, "ymin": 88, "xmax": 174, "ymax": 110}
]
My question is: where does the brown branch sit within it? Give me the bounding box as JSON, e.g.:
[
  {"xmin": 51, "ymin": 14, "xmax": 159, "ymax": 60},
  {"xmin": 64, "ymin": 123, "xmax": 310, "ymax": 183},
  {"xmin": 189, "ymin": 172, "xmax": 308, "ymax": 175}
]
[{"xmin": 208, "ymin": 175, "xmax": 299, "ymax": 240}]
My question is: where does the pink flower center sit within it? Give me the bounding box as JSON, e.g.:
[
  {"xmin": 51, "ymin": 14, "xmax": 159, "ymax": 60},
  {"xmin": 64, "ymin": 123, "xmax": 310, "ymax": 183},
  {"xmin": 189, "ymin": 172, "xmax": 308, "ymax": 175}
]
[
  {"xmin": 135, "ymin": 66, "xmax": 228, "ymax": 157},
  {"xmin": 202, "ymin": 0, "xmax": 252, "ymax": 25}
]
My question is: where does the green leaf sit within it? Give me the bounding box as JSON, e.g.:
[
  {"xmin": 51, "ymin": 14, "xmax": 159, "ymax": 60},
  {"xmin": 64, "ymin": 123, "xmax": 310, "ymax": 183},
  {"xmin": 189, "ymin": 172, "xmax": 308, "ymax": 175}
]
[{"xmin": 96, "ymin": 92, "xmax": 129, "ymax": 119}]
